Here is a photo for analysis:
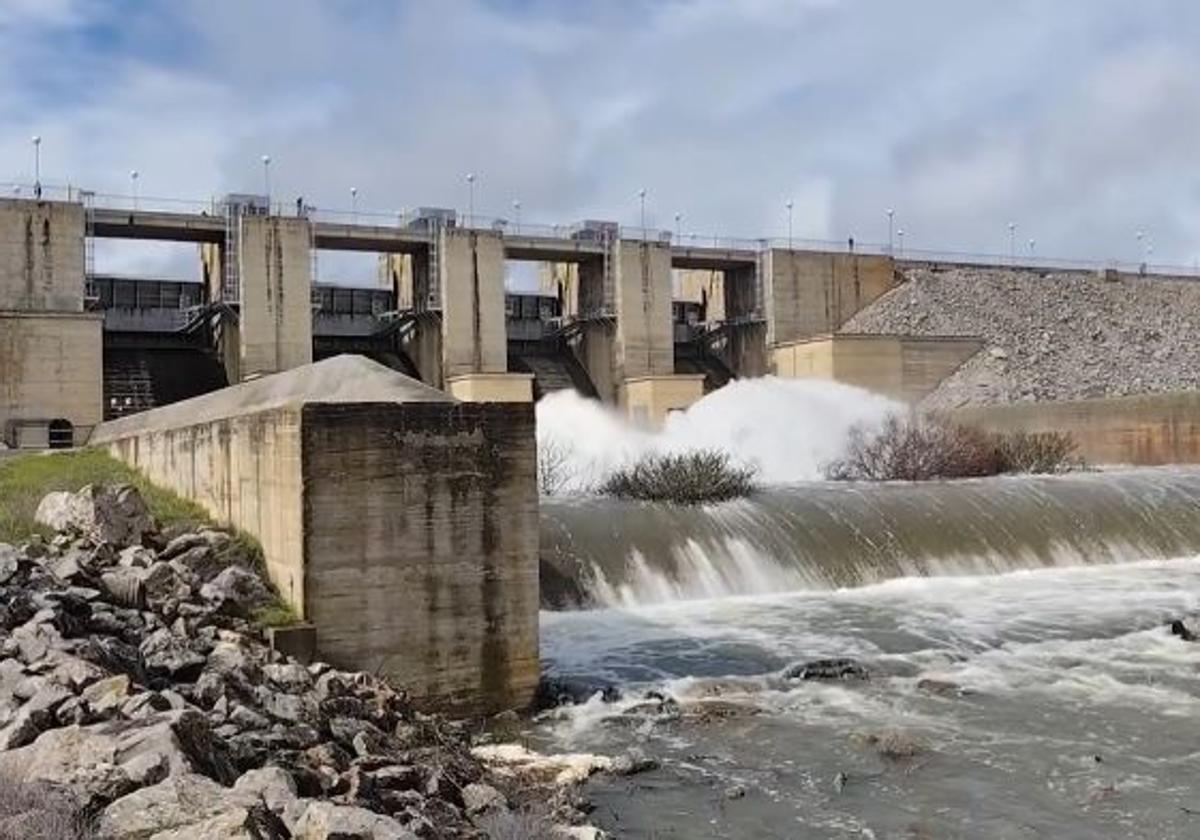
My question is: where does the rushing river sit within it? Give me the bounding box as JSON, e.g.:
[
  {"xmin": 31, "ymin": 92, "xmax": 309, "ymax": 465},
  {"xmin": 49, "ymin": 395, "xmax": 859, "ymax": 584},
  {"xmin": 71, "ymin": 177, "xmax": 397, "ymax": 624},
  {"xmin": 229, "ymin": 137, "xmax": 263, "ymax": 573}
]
[{"xmin": 532, "ymin": 470, "xmax": 1200, "ymax": 838}]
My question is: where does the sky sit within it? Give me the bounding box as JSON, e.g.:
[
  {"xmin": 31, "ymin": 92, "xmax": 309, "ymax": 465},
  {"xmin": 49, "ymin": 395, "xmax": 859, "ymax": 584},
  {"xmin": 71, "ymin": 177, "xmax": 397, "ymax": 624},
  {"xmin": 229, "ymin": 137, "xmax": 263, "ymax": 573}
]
[{"xmin": 1, "ymin": 0, "xmax": 1198, "ymax": 282}]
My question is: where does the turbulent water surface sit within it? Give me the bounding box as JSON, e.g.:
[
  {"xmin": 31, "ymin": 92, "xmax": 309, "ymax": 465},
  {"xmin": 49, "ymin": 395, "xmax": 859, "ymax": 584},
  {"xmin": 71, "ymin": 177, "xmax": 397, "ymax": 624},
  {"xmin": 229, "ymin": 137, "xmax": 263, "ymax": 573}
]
[{"xmin": 532, "ymin": 467, "xmax": 1200, "ymax": 838}]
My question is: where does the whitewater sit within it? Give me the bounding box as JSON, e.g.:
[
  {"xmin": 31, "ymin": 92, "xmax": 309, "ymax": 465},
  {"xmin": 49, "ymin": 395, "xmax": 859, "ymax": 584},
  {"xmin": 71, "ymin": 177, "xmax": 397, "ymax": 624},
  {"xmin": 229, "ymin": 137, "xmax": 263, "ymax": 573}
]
[{"xmin": 529, "ymin": 377, "xmax": 1200, "ymax": 838}]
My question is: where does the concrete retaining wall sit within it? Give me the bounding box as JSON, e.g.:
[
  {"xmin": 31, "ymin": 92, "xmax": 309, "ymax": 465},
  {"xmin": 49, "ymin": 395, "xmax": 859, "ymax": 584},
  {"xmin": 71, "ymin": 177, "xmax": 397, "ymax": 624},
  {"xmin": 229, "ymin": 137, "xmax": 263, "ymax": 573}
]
[
  {"xmin": 0, "ymin": 199, "xmax": 85, "ymax": 312},
  {"xmin": 91, "ymin": 356, "xmax": 539, "ymax": 713},
  {"xmin": 956, "ymin": 392, "xmax": 1200, "ymax": 466},
  {"xmin": 764, "ymin": 251, "xmax": 895, "ymax": 346}
]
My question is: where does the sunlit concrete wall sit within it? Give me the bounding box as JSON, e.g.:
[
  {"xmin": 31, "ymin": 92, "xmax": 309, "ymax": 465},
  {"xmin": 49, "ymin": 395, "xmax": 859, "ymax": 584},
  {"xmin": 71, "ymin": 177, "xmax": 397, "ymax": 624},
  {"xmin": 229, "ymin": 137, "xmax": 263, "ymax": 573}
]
[
  {"xmin": 773, "ymin": 334, "xmax": 982, "ymax": 404},
  {"xmin": 0, "ymin": 199, "xmax": 85, "ymax": 312},
  {"xmin": 238, "ymin": 216, "xmax": 314, "ymax": 379},
  {"xmin": 956, "ymin": 392, "xmax": 1200, "ymax": 466},
  {"xmin": 763, "ymin": 251, "xmax": 896, "ymax": 347}
]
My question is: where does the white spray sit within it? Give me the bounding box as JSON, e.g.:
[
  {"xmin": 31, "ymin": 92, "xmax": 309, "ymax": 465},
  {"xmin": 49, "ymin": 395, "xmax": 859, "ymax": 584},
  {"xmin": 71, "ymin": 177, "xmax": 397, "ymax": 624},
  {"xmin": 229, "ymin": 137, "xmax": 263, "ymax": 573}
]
[{"xmin": 535, "ymin": 376, "xmax": 899, "ymax": 489}]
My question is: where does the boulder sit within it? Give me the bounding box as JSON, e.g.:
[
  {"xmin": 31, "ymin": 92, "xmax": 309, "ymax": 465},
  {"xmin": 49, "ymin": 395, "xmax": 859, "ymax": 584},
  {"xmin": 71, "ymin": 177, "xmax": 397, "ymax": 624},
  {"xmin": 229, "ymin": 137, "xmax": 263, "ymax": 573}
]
[
  {"xmin": 35, "ymin": 485, "xmax": 156, "ymax": 548},
  {"xmin": 461, "ymin": 781, "xmax": 505, "ymax": 816},
  {"xmin": 0, "ymin": 542, "xmax": 19, "ymax": 583},
  {"xmin": 139, "ymin": 629, "xmax": 206, "ymax": 682},
  {"xmin": 81, "ymin": 674, "xmax": 133, "ymax": 716},
  {"xmin": 98, "ymin": 773, "xmax": 259, "ymax": 839},
  {"xmin": 200, "ymin": 566, "xmax": 274, "ymax": 618},
  {"xmin": 290, "ymin": 800, "xmax": 416, "ymax": 839},
  {"xmin": 782, "ymin": 658, "xmax": 868, "ymax": 681},
  {"xmin": 232, "ymin": 766, "xmax": 298, "ymax": 814}
]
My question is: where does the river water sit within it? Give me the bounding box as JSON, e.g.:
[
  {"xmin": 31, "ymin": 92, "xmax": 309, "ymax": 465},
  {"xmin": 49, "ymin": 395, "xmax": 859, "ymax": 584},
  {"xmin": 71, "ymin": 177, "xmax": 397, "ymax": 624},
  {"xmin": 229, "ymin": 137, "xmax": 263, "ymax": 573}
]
[
  {"xmin": 532, "ymin": 472, "xmax": 1200, "ymax": 838},
  {"xmin": 530, "ymin": 384, "xmax": 1200, "ymax": 837}
]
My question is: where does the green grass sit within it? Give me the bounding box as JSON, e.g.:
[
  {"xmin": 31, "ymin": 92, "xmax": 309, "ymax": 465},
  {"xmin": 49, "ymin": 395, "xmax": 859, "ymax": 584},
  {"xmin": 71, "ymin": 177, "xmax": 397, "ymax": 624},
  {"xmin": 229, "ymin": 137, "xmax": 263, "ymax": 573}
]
[{"xmin": 0, "ymin": 448, "xmax": 210, "ymax": 544}]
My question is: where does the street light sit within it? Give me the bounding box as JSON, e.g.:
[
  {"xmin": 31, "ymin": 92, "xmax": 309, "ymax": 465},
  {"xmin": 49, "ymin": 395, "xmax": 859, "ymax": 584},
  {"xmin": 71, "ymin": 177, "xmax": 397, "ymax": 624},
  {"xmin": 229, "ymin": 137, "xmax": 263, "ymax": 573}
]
[
  {"xmin": 674, "ymin": 212, "xmax": 682, "ymax": 243},
  {"xmin": 1028, "ymin": 238, "xmax": 1036, "ymax": 258},
  {"xmin": 466, "ymin": 173, "xmax": 476, "ymax": 228},
  {"xmin": 261, "ymin": 155, "xmax": 271, "ymax": 203},
  {"xmin": 1007, "ymin": 222, "xmax": 1016, "ymax": 263},
  {"xmin": 897, "ymin": 228, "xmax": 905, "ymax": 256},
  {"xmin": 130, "ymin": 170, "xmax": 139, "ymax": 211},
  {"xmin": 637, "ymin": 188, "xmax": 647, "ymax": 238},
  {"xmin": 511, "ymin": 199, "xmax": 521, "ymax": 233},
  {"xmin": 31, "ymin": 136, "xmax": 41, "ymax": 198},
  {"xmin": 785, "ymin": 200, "xmax": 794, "ymax": 250},
  {"xmin": 886, "ymin": 208, "xmax": 895, "ymax": 254},
  {"xmin": 350, "ymin": 187, "xmax": 358, "ymax": 221}
]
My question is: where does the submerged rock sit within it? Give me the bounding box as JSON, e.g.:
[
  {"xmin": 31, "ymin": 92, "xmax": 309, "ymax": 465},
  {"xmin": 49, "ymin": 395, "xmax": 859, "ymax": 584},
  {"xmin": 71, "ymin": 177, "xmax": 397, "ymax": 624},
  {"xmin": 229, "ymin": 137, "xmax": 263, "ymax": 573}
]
[
  {"xmin": 782, "ymin": 658, "xmax": 868, "ymax": 681},
  {"xmin": 1169, "ymin": 619, "xmax": 1197, "ymax": 642}
]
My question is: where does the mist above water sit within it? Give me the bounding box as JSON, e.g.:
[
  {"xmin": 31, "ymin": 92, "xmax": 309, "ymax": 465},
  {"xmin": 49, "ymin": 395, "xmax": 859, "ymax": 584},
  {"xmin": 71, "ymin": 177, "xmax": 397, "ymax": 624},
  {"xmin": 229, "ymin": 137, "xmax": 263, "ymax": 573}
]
[{"xmin": 535, "ymin": 376, "xmax": 899, "ymax": 489}]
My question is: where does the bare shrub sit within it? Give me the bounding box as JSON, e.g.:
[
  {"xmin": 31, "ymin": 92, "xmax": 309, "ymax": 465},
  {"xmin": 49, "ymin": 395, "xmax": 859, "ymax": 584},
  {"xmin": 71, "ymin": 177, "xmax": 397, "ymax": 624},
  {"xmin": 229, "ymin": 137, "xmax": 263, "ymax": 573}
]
[
  {"xmin": 537, "ymin": 439, "xmax": 578, "ymax": 496},
  {"xmin": 599, "ymin": 450, "xmax": 758, "ymax": 504},
  {"xmin": 825, "ymin": 414, "xmax": 1082, "ymax": 481},
  {"xmin": 994, "ymin": 430, "xmax": 1081, "ymax": 474},
  {"xmin": 0, "ymin": 777, "xmax": 93, "ymax": 840},
  {"xmin": 477, "ymin": 806, "xmax": 566, "ymax": 840}
]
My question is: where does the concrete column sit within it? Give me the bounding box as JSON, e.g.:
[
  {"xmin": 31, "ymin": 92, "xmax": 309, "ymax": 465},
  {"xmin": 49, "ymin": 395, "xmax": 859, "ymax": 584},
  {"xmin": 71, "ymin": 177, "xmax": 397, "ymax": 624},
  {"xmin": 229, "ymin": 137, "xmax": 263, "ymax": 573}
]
[
  {"xmin": 0, "ymin": 198, "xmax": 101, "ymax": 446},
  {"xmin": 0, "ymin": 198, "xmax": 85, "ymax": 312},
  {"xmin": 439, "ymin": 228, "xmax": 532, "ymax": 402},
  {"xmin": 763, "ymin": 249, "xmax": 896, "ymax": 349},
  {"xmin": 238, "ymin": 215, "xmax": 313, "ymax": 380}
]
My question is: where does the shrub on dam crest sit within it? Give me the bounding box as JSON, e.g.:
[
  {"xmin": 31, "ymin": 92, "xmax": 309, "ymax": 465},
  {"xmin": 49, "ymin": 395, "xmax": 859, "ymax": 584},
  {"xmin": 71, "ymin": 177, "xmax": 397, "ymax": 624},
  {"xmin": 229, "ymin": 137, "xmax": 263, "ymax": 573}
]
[
  {"xmin": 825, "ymin": 414, "xmax": 1082, "ymax": 481},
  {"xmin": 599, "ymin": 450, "xmax": 758, "ymax": 504}
]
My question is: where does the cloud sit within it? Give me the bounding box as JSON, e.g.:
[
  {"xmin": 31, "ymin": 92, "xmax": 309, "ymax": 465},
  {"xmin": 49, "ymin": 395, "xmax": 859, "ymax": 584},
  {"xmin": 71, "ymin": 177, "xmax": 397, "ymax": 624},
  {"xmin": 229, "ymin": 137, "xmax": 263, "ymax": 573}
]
[{"xmin": 0, "ymin": 0, "xmax": 1197, "ymax": 279}]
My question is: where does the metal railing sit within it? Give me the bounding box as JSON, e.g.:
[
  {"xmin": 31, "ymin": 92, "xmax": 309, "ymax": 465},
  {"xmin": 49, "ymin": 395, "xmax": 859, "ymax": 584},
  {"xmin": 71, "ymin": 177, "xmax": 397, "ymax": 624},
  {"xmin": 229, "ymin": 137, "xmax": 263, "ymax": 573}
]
[{"xmin": 6, "ymin": 180, "xmax": 1200, "ymax": 279}]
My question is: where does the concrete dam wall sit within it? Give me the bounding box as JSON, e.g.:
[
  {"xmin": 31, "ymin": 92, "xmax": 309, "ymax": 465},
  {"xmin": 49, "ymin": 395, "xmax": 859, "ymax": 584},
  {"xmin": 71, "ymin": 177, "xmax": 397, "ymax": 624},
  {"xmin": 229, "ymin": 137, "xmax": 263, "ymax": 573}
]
[{"xmin": 90, "ymin": 355, "xmax": 540, "ymax": 714}]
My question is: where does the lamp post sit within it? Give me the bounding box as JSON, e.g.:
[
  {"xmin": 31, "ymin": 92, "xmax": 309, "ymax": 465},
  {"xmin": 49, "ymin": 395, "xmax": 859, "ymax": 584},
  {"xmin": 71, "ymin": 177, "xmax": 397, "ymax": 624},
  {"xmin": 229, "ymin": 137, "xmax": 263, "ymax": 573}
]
[
  {"xmin": 1028, "ymin": 238, "xmax": 1036, "ymax": 258},
  {"xmin": 785, "ymin": 200, "xmax": 794, "ymax": 250},
  {"xmin": 897, "ymin": 228, "xmax": 905, "ymax": 256},
  {"xmin": 466, "ymin": 173, "xmax": 476, "ymax": 228},
  {"xmin": 886, "ymin": 208, "xmax": 894, "ymax": 254},
  {"xmin": 130, "ymin": 170, "xmax": 139, "ymax": 211},
  {"xmin": 350, "ymin": 187, "xmax": 358, "ymax": 222},
  {"xmin": 674, "ymin": 212, "xmax": 682, "ymax": 243},
  {"xmin": 31, "ymin": 135, "xmax": 41, "ymax": 198},
  {"xmin": 1007, "ymin": 222, "xmax": 1016, "ymax": 264},
  {"xmin": 637, "ymin": 188, "xmax": 647, "ymax": 239},
  {"xmin": 512, "ymin": 199, "xmax": 521, "ymax": 233},
  {"xmin": 261, "ymin": 155, "xmax": 271, "ymax": 205}
]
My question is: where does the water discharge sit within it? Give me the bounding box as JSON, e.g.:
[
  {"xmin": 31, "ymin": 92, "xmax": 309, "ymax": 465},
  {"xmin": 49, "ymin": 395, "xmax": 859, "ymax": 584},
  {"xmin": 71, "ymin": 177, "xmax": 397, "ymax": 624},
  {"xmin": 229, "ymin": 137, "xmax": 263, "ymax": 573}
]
[
  {"xmin": 541, "ymin": 468, "xmax": 1200, "ymax": 608},
  {"xmin": 535, "ymin": 376, "xmax": 899, "ymax": 488}
]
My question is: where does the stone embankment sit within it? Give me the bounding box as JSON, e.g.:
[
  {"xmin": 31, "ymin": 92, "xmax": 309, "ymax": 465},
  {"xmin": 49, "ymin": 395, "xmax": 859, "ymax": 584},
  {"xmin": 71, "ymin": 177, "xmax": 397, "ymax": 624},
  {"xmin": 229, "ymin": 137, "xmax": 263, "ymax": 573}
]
[
  {"xmin": 0, "ymin": 484, "xmax": 618, "ymax": 839},
  {"xmin": 842, "ymin": 265, "xmax": 1200, "ymax": 410}
]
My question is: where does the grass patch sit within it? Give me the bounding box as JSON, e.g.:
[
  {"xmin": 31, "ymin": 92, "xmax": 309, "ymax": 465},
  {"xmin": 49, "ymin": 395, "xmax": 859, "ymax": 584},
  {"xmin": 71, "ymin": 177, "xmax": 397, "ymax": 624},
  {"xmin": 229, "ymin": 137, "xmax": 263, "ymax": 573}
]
[
  {"xmin": 253, "ymin": 601, "xmax": 302, "ymax": 629},
  {"xmin": 0, "ymin": 449, "xmax": 210, "ymax": 544},
  {"xmin": 599, "ymin": 450, "xmax": 758, "ymax": 504}
]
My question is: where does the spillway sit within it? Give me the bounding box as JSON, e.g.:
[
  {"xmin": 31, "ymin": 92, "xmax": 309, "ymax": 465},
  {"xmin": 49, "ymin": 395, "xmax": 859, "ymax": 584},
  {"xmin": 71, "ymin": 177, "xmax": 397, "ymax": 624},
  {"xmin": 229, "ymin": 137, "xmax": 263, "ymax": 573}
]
[{"xmin": 540, "ymin": 467, "xmax": 1200, "ymax": 608}]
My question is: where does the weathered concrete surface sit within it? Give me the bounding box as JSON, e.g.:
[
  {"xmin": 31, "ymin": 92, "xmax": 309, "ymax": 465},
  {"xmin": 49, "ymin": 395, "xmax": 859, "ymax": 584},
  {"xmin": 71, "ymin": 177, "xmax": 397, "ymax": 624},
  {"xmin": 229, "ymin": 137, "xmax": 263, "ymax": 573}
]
[
  {"xmin": 763, "ymin": 250, "xmax": 895, "ymax": 346},
  {"xmin": 440, "ymin": 228, "xmax": 508, "ymax": 379},
  {"xmin": 238, "ymin": 216, "xmax": 314, "ymax": 379},
  {"xmin": 956, "ymin": 391, "xmax": 1200, "ymax": 466},
  {"xmin": 90, "ymin": 355, "xmax": 538, "ymax": 712},
  {"xmin": 0, "ymin": 310, "xmax": 103, "ymax": 446},
  {"xmin": 0, "ymin": 198, "xmax": 85, "ymax": 312},
  {"xmin": 620, "ymin": 375, "xmax": 706, "ymax": 427},
  {"xmin": 568, "ymin": 321, "xmax": 618, "ymax": 406},
  {"xmin": 300, "ymin": 400, "xmax": 538, "ymax": 711},
  {"xmin": 447, "ymin": 372, "xmax": 535, "ymax": 402},
  {"xmin": 774, "ymin": 334, "xmax": 983, "ymax": 404},
  {"xmin": 613, "ymin": 239, "xmax": 674, "ymax": 382}
]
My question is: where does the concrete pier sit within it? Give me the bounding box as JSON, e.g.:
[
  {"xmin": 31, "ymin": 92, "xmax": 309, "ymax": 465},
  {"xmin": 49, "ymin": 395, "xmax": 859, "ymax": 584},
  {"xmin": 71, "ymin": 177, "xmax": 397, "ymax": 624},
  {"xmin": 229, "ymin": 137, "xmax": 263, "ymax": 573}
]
[
  {"xmin": 0, "ymin": 199, "xmax": 101, "ymax": 447},
  {"xmin": 237, "ymin": 215, "xmax": 314, "ymax": 380},
  {"xmin": 90, "ymin": 355, "xmax": 539, "ymax": 713}
]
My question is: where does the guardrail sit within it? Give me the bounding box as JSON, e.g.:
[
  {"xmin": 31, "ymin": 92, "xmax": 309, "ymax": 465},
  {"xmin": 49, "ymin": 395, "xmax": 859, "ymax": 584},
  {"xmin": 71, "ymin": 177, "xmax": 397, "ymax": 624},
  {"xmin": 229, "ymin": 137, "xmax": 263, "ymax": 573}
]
[{"xmin": 6, "ymin": 181, "xmax": 1199, "ymax": 278}]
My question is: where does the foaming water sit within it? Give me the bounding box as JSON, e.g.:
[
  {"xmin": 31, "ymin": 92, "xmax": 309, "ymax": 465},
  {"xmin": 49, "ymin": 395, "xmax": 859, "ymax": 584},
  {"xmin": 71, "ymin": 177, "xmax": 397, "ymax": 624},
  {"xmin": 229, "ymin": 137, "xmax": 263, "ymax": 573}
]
[
  {"xmin": 535, "ymin": 376, "xmax": 898, "ymax": 487},
  {"xmin": 541, "ymin": 468, "xmax": 1200, "ymax": 608},
  {"xmin": 533, "ymin": 557, "xmax": 1200, "ymax": 838}
]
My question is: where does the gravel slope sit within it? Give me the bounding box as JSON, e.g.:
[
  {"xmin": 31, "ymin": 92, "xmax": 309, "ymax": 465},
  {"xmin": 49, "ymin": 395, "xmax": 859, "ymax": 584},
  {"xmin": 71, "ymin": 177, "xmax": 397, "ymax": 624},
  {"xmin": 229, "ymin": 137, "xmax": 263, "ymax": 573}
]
[{"xmin": 841, "ymin": 265, "xmax": 1200, "ymax": 409}]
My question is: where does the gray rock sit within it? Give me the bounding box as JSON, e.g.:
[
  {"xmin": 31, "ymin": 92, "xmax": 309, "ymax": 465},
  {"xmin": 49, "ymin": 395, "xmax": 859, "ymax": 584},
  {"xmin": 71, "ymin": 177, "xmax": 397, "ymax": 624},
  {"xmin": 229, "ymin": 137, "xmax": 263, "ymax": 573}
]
[
  {"xmin": 140, "ymin": 629, "xmax": 206, "ymax": 682},
  {"xmin": 34, "ymin": 484, "xmax": 156, "ymax": 548},
  {"xmin": 201, "ymin": 566, "xmax": 274, "ymax": 618},
  {"xmin": 461, "ymin": 781, "xmax": 506, "ymax": 816},
  {"xmin": 98, "ymin": 772, "xmax": 259, "ymax": 839},
  {"xmin": 0, "ymin": 686, "xmax": 72, "ymax": 749},
  {"xmin": 81, "ymin": 674, "xmax": 132, "ymax": 715},
  {"xmin": 290, "ymin": 800, "xmax": 416, "ymax": 839},
  {"xmin": 0, "ymin": 542, "xmax": 19, "ymax": 583},
  {"xmin": 233, "ymin": 766, "xmax": 298, "ymax": 814}
]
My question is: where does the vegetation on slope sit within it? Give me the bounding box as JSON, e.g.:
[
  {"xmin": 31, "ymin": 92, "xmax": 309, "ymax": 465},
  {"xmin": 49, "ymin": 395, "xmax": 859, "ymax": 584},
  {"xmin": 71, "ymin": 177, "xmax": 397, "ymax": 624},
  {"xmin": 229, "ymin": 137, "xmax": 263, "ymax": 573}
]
[{"xmin": 0, "ymin": 449, "xmax": 209, "ymax": 544}]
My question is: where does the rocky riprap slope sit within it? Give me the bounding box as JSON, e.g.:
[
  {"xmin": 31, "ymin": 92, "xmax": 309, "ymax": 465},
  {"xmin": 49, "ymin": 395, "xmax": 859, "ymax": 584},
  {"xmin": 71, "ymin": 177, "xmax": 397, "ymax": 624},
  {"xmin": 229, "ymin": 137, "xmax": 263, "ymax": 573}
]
[
  {"xmin": 842, "ymin": 265, "xmax": 1200, "ymax": 410},
  {"xmin": 0, "ymin": 484, "xmax": 612, "ymax": 839}
]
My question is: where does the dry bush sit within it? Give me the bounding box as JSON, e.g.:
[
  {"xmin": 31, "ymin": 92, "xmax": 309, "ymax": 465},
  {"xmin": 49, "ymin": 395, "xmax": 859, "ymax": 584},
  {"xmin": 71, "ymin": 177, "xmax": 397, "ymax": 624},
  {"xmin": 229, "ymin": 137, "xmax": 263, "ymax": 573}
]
[
  {"xmin": 599, "ymin": 450, "xmax": 758, "ymax": 504},
  {"xmin": 994, "ymin": 429, "xmax": 1081, "ymax": 474},
  {"xmin": 477, "ymin": 807, "xmax": 566, "ymax": 840},
  {"xmin": 826, "ymin": 414, "xmax": 1082, "ymax": 481},
  {"xmin": 0, "ymin": 777, "xmax": 94, "ymax": 840},
  {"xmin": 537, "ymin": 439, "xmax": 578, "ymax": 496}
]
